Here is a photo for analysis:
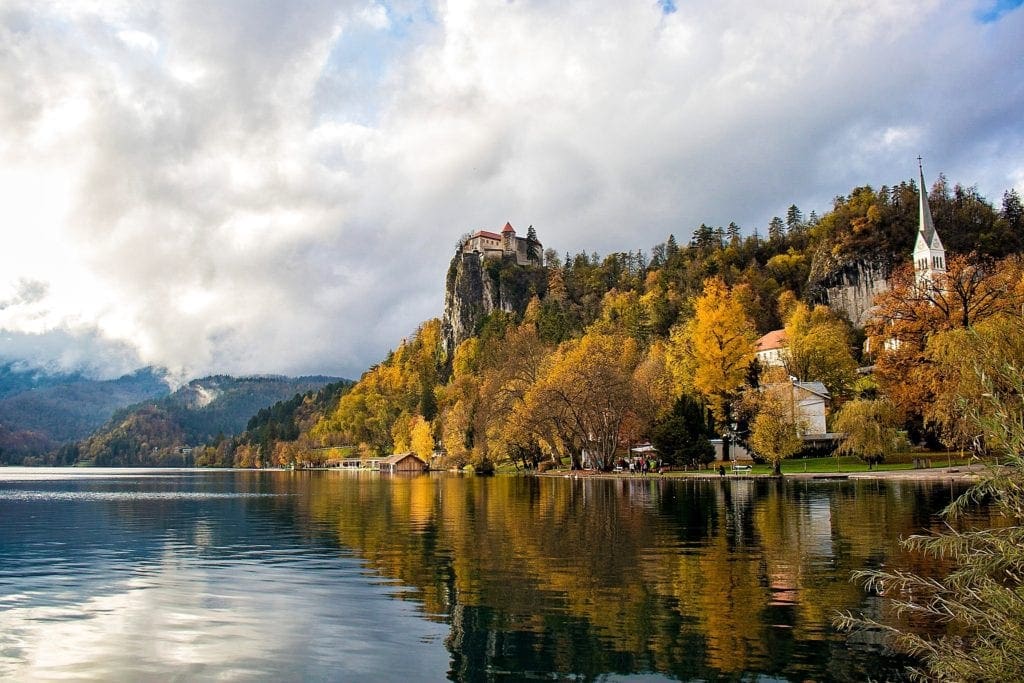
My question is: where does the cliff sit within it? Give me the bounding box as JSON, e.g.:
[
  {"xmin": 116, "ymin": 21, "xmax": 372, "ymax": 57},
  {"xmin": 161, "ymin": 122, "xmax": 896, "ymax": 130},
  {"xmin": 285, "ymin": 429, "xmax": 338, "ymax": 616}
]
[
  {"xmin": 441, "ymin": 251, "xmax": 547, "ymax": 355},
  {"xmin": 807, "ymin": 249, "xmax": 898, "ymax": 327}
]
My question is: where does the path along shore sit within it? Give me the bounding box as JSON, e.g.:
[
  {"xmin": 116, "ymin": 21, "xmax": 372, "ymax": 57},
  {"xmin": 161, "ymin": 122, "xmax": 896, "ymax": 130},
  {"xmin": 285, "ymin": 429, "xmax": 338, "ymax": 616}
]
[{"xmin": 540, "ymin": 463, "xmax": 987, "ymax": 483}]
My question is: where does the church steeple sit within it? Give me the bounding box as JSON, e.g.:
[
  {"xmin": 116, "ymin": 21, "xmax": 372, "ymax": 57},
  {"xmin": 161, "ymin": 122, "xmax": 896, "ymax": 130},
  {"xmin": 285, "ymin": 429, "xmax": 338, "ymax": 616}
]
[{"xmin": 913, "ymin": 157, "xmax": 946, "ymax": 283}]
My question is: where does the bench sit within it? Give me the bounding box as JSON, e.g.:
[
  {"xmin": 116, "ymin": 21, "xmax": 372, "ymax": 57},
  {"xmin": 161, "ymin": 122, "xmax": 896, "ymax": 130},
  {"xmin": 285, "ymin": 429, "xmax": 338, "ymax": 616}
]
[{"xmin": 731, "ymin": 464, "xmax": 752, "ymax": 473}]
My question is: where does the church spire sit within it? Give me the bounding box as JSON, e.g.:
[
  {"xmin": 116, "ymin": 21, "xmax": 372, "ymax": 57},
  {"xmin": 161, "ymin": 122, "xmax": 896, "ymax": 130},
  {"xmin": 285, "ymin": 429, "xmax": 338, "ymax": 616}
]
[
  {"xmin": 918, "ymin": 156, "xmax": 937, "ymax": 246},
  {"xmin": 913, "ymin": 157, "xmax": 946, "ymax": 282}
]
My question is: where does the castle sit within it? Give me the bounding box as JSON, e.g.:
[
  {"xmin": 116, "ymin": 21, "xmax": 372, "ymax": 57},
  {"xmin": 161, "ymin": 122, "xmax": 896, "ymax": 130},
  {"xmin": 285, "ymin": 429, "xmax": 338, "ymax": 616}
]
[{"xmin": 459, "ymin": 222, "xmax": 543, "ymax": 267}]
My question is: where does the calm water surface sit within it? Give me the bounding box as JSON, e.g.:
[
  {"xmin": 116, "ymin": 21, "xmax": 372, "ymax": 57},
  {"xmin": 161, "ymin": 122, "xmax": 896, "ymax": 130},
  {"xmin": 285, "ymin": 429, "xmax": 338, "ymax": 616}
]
[{"xmin": 0, "ymin": 468, "xmax": 972, "ymax": 681}]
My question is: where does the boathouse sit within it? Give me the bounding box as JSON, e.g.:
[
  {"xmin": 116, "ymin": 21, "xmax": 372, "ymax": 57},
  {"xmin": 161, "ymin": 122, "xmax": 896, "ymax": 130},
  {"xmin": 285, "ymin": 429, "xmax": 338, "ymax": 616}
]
[{"xmin": 381, "ymin": 452, "xmax": 428, "ymax": 473}]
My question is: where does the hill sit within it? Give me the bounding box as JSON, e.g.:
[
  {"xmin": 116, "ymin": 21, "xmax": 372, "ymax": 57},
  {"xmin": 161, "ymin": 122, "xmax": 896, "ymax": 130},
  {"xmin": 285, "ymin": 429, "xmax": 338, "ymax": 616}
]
[
  {"xmin": 195, "ymin": 378, "xmax": 354, "ymax": 468},
  {"xmin": 72, "ymin": 375, "xmax": 343, "ymax": 467},
  {"xmin": 0, "ymin": 366, "xmax": 170, "ymax": 464},
  {"xmin": 274, "ymin": 173, "xmax": 1024, "ymax": 470}
]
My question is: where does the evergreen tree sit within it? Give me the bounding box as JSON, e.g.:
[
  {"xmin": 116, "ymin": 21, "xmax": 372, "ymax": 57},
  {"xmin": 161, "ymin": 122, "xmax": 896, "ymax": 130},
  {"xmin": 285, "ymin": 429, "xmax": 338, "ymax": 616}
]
[
  {"xmin": 650, "ymin": 395, "xmax": 715, "ymax": 468},
  {"xmin": 526, "ymin": 225, "xmax": 540, "ymax": 261},
  {"xmin": 785, "ymin": 205, "xmax": 803, "ymax": 233},
  {"xmin": 768, "ymin": 216, "xmax": 785, "ymax": 241},
  {"xmin": 666, "ymin": 234, "xmax": 679, "ymax": 257},
  {"xmin": 727, "ymin": 222, "xmax": 741, "ymax": 245}
]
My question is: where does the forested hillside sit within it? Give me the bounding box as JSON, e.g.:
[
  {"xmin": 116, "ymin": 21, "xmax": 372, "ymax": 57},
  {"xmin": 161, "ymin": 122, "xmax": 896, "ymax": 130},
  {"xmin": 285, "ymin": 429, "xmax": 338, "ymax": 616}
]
[
  {"xmin": 258, "ymin": 174, "xmax": 1024, "ymax": 471},
  {"xmin": 194, "ymin": 379, "xmax": 353, "ymax": 468},
  {"xmin": 0, "ymin": 366, "xmax": 170, "ymax": 464},
  {"xmin": 67, "ymin": 375, "xmax": 342, "ymax": 467}
]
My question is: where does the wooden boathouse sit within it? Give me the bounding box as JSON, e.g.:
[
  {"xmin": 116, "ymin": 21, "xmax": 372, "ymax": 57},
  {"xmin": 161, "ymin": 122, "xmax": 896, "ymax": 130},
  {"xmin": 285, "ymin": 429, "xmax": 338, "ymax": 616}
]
[{"xmin": 381, "ymin": 452, "xmax": 429, "ymax": 473}]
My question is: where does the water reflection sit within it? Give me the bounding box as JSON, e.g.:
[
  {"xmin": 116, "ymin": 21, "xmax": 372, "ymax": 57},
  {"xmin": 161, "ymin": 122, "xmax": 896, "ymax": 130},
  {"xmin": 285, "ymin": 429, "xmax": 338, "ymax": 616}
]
[{"xmin": 0, "ymin": 470, "xmax": 977, "ymax": 681}]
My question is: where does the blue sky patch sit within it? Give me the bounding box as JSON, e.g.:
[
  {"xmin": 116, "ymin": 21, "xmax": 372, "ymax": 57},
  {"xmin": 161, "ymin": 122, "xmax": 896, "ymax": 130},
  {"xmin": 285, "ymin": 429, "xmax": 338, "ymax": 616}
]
[{"xmin": 975, "ymin": 0, "xmax": 1023, "ymax": 23}]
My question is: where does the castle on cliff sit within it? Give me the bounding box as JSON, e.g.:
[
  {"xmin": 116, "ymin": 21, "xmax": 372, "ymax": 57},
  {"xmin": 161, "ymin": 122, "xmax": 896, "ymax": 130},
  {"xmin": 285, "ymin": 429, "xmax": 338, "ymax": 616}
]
[{"xmin": 459, "ymin": 222, "xmax": 543, "ymax": 267}]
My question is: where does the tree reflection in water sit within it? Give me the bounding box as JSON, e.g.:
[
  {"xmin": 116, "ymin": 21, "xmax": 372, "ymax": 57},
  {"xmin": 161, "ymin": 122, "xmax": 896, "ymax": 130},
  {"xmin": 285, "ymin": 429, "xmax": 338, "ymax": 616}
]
[{"xmin": 280, "ymin": 473, "xmax": 974, "ymax": 682}]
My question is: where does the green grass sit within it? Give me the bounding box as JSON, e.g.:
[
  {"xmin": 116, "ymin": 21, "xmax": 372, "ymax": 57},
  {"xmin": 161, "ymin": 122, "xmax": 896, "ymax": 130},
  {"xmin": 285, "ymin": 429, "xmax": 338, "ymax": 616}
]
[{"xmin": 524, "ymin": 452, "xmax": 978, "ymax": 477}]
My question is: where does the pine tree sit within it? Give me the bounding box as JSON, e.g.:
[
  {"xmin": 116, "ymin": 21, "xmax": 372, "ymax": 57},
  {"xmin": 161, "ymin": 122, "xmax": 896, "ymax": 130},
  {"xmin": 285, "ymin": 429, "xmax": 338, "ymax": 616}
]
[
  {"xmin": 727, "ymin": 222, "xmax": 741, "ymax": 245},
  {"xmin": 785, "ymin": 205, "xmax": 803, "ymax": 233},
  {"xmin": 666, "ymin": 234, "xmax": 679, "ymax": 257}
]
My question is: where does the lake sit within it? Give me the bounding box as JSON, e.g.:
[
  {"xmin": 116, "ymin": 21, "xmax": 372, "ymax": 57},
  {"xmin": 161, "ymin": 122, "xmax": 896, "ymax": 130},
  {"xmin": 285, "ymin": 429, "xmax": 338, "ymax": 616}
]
[{"xmin": 0, "ymin": 468, "xmax": 973, "ymax": 681}]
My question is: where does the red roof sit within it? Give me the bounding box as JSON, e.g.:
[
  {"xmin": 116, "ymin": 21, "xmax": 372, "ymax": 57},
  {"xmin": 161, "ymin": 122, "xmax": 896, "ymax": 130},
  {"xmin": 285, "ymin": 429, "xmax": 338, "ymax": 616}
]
[
  {"xmin": 472, "ymin": 230, "xmax": 502, "ymax": 240},
  {"xmin": 501, "ymin": 222, "xmax": 515, "ymax": 234},
  {"xmin": 755, "ymin": 329, "xmax": 787, "ymax": 351}
]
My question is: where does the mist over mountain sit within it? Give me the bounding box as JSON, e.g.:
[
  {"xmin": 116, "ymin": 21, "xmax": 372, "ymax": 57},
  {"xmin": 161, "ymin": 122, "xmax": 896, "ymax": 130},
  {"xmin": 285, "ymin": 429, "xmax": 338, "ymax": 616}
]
[
  {"xmin": 70, "ymin": 374, "xmax": 343, "ymax": 467},
  {"xmin": 0, "ymin": 365, "xmax": 170, "ymax": 463}
]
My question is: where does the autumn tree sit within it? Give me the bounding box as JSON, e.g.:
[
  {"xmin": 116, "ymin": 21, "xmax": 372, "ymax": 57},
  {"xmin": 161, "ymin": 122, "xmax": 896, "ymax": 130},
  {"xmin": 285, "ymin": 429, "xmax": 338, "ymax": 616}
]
[
  {"xmin": 926, "ymin": 314, "xmax": 1024, "ymax": 451},
  {"xmin": 474, "ymin": 323, "xmax": 552, "ymax": 468},
  {"xmin": 748, "ymin": 385, "xmax": 803, "ymax": 475},
  {"xmin": 832, "ymin": 399, "xmax": 906, "ymax": 469},
  {"xmin": 782, "ymin": 302, "xmax": 858, "ymax": 398},
  {"xmin": 526, "ymin": 332, "xmax": 642, "ymax": 470},
  {"xmin": 670, "ymin": 277, "xmax": 757, "ymax": 425},
  {"xmin": 868, "ymin": 254, "xmax": 1024, "ymax": 428},
  {"xmin": 409, "ymin": 415, "xmax": 434, "ymax": 460}
]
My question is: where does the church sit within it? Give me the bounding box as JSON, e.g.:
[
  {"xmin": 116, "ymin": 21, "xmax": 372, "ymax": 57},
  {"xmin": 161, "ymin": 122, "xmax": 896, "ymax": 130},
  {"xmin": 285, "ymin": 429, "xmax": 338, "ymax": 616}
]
[{"xmin": 912, "ymin": 158, "xmax": 946, "ymax": 285}]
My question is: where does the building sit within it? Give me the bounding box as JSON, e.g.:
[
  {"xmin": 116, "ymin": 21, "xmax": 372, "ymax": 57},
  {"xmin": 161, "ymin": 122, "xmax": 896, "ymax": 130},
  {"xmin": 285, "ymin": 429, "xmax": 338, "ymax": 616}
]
[
  {"xmin": 787, "ymin": 380, "xmax": 830, "ymax": 435},
  {"xmin": 755, "ymin": 329, "xmax": 787, "ymax": 368},
  {"xmin": 865, "ymin": 159, "xmax": 948, "ymax": 358},
  {"xmin": 913, "ymin": 158, "xmax": 946, "ymax": 286},
  {"xmin": 381, "ymin": 452, "xmax": 429, "ymax": 473},
  {"xmin": 460, "ymin": 222, "xmax": 542, "ymax": 266}
]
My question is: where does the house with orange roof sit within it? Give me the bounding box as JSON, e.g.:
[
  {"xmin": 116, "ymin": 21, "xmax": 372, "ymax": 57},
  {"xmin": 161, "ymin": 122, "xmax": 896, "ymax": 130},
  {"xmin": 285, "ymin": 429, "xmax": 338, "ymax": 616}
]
[{"xmin": 755, "ymin": 329, "xmax": 787, "ymax": 368}]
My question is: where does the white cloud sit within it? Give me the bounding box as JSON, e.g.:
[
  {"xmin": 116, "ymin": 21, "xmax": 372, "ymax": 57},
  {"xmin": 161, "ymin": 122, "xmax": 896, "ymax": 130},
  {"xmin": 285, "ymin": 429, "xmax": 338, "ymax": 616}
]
[{"xmin": 0, "ymin": 0, "xmax": 1022, "ymax": 380}]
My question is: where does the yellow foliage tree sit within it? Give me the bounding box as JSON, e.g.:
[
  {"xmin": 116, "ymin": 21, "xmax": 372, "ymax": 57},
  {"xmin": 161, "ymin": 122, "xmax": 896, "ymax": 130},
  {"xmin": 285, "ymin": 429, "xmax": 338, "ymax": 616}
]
[
  {"xmin": 749, "ymin": 386, "xmax": 803, "ymax": 475},
  {"xmin": 782, "ymin": 302, "xmax": 858, "ymax": 398},
  {"xmin": 671, "ymin": 277, "xmax": 757, "ymax": 424},
  {"xmin": 868, "ymin": 254, "xmax": 1024, "ymax": 424},
  {"xmin": 525, "ymin": 331, "xmax": 642, "ymax": 470},
  {"xmin": 410, "ymin": 415, "xmax": 434, "ymax": 460}
]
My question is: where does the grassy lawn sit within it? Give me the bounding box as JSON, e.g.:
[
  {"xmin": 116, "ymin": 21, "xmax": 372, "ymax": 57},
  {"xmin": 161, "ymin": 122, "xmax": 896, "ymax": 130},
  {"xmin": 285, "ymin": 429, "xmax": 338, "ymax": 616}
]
[{"xmin": 517, "ymin": 452, "xmax": 978, "ymax": 477}]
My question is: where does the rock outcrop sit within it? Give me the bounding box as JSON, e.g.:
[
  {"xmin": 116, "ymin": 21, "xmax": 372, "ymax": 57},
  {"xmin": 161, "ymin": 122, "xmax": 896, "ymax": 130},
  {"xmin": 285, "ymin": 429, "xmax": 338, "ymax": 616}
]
[
  {"xmin": 441, "ymin": 251, "xmax": 547, "ymax": 356},
  {"xmin": 807, "ymin": 251, "xmax": 896, "ymax": 327}
]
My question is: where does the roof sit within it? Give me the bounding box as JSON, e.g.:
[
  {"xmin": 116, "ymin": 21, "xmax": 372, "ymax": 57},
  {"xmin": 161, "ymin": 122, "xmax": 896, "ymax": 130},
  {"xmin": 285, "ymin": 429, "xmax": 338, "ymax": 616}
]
[
  {"xmin": 501, "ymin": 221, "xmax": 515, "ymax": 234},
  {"xmin": 794, "ymin": 381, "xmax": 830, "ymax": 398},
  {"xmin": 471, "ymin": 230, "xmax": 502, "ymax": 241},
  {"xmin": 918, "ymin": 160, "xmax": 941, "ymax": 248},
  {"xmin": 755, "ymin": 329, "xmax": 787, "ymax": 352},
  {"xmin": 383, "ymin": 452, "xmax": 426, "ymax": 465}
]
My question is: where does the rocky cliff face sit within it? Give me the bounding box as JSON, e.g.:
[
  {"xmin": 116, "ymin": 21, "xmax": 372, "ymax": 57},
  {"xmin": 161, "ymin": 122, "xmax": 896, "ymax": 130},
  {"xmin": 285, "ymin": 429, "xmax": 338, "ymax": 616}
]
[
  {"xmin": 441, "ymin": 251, "xmax": 547, "ymax": 356},
  {"xmin": 807, "ymin": 251, "xmax": 896, "ymax": 327}
]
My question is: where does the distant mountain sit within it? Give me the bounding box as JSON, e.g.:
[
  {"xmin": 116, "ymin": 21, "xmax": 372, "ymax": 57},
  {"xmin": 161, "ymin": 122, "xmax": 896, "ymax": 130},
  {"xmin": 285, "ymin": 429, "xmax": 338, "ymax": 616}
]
[
  {"xmin": 200, "ymin": 378, "xmax": 353, "ymax": 467},
  {"xmin": 73, "ymin": 375, "xmax": 343, "ymax": 467},
  {"xmin": 0, "ymin": 366, "xmax": 170, "ymax": 464}
]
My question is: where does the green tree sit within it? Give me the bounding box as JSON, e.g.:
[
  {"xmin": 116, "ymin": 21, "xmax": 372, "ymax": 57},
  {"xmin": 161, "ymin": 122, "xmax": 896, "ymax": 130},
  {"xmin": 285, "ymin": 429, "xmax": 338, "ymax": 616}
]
[
  {"xmin": 650, "ymin": 395, "xmax": 715, "ymax": 468},
  {"xmin": 832, "ymin": 399, "xmax": 906, "ymax": 468}
]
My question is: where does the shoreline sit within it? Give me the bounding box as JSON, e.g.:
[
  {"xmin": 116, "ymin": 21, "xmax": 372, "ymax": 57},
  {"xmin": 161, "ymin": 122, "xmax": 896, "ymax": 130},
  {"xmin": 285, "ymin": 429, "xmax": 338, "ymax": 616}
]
[{"xmin": 537, "ymin": 463, "xmax": 986, "ymax": 483}]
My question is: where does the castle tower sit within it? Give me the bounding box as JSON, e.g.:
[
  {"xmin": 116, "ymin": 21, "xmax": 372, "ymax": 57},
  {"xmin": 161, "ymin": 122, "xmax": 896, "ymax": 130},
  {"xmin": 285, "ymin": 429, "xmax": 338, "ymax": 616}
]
[
  {"xmin": 501, "ymin": 221, "xmax": 516, "ymax": 255},
  {"xmin": 913, "ymin": 158, "xmax": 946, "ymax": 285}
]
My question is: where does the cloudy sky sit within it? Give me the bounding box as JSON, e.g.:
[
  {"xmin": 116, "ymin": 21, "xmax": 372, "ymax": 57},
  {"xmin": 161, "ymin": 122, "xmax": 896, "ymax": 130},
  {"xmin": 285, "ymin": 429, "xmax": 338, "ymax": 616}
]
[{"xmin": 1, "ymin": 0, "xmax": 1022, "ymax": 382}]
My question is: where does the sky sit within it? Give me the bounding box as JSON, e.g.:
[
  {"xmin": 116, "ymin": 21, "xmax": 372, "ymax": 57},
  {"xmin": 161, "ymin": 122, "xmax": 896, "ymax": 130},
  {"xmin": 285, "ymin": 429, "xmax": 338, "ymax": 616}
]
[{"xmin": 1, "ymin": 0, "xmax": 1022, "ymax": 382}]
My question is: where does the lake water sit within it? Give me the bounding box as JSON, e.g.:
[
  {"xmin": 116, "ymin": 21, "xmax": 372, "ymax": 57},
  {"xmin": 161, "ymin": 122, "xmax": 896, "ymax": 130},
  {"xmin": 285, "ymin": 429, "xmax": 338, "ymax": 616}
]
[{"xmin": 0, "ymin": 468, "xmax": 973, "ymax": 681}]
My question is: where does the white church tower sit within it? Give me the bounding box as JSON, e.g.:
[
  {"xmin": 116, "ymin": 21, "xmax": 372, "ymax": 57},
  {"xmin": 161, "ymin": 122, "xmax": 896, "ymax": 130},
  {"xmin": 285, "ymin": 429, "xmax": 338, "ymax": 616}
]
[{"xmin": 913, "ymin": 157, "xmax": 946, "ymax": 285}]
